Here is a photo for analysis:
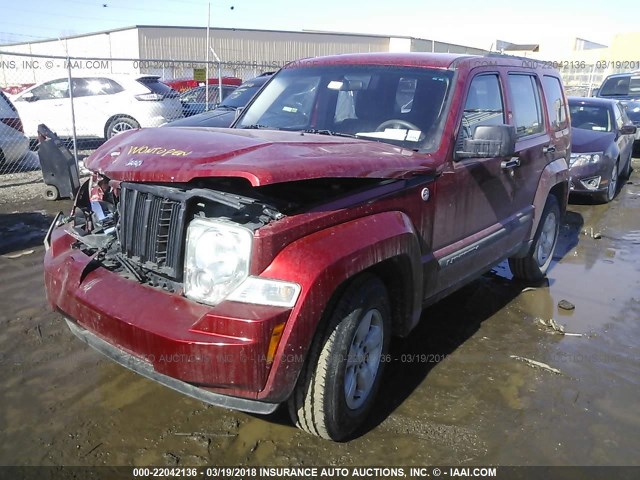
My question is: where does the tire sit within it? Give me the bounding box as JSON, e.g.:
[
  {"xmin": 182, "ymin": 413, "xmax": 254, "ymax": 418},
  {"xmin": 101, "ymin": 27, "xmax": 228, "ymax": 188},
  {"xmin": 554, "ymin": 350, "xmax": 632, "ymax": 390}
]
[
  {"xmin": 598, "ymin": 160, "xmax": 619, "ymax": 203},
  {"xmin": 43, "ymin": 185, "xmax": 59, "ymax": 201},
  {"xmin": 106, "ymin": 116, "xmax": 140, "ymax": 139},
  {"xmin": 509, "ymin": 195, "xmax": 560, "ymax": 282},
  {"xmin": 288, "ymin": 273, "xmax": 391, "ymax": 441}
]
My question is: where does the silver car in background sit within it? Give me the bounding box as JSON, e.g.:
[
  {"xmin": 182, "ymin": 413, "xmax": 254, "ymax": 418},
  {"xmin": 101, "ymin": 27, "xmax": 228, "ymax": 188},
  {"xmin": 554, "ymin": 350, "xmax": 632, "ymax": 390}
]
[{"xmin": 0, "ymin": 90, "xmax": 30, "ymax": 168}]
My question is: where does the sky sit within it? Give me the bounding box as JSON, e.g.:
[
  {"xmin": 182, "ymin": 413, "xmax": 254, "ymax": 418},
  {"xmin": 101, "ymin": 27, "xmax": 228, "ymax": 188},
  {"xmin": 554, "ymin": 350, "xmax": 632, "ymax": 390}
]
[{"xmin": 1, "ymin": 0, "xmax": 639, "ymax": 49}]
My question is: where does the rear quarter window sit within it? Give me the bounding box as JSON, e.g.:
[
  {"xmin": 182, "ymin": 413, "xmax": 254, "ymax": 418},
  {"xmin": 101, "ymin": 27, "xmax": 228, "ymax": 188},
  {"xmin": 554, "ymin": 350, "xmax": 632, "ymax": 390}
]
[
  {"xmin": 542, "ymin": 76, "xmax": 568, "ymax": 131},
  {"xmin": 507, "ymin": 74, "xmax": 544, "ymax": 137}
]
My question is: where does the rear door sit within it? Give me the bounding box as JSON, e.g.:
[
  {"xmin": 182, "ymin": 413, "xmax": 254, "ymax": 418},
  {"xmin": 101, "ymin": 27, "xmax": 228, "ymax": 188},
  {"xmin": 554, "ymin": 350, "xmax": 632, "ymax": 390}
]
[
  {"xmin": 70, "ymin": 77, "xmax": 124, "ymax": 137},
  {"xmin": 504, "ymin": 73, "xmax": 559, "ymax": 206}
]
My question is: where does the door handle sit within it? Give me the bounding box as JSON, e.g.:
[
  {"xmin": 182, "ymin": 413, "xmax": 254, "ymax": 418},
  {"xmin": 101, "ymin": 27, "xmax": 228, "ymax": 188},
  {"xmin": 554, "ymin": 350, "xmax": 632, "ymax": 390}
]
[
  {"xmin": 501, "ymin": 158, "xmax": 521, "ymax": 169},
  {"xmin": 543, "ymin": 145, "xmax": 556, "ymax": 154}
]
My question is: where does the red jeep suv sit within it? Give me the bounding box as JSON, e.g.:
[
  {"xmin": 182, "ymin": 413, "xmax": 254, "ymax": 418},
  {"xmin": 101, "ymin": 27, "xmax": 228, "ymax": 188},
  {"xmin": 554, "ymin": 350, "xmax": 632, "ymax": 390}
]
[{"xmin": 44, "ymin": 53, "xmax": 570, "ymax": 440}]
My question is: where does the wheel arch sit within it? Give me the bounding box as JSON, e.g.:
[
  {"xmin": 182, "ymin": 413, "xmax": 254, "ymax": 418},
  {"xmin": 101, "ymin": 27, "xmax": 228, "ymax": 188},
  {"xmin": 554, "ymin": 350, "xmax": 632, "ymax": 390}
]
[
  {"xmin": 103, "ymin": 114, "xmax": 140, "ymax": 139},
  {"xmin": 531, "ymin": 158, "xmax": 569, "ymax": 239},
  {"xmin": 257, "ymin": 211, "xmax": 423, "ymax": 402}
]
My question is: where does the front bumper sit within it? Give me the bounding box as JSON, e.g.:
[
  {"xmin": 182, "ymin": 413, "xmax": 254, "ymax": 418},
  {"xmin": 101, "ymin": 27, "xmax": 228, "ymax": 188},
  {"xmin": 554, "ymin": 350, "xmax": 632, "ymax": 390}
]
[
  {"xmin": 44, "ymin": 225, "xmax": 293, "ymax": 409},
  {"xmin": 65, "ymin": 318, "xmax": 278, "ymax": 414},
  {"xmin": 568, "ymin": 160, "xmax": 614, "ymax": 195}
]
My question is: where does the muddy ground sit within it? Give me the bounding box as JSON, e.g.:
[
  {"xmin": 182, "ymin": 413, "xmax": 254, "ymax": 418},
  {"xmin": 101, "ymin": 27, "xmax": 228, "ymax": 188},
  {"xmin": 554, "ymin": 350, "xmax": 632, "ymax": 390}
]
[{"xmin": 0, "ymin": 162, "xmax": 639, "ymax": 467}]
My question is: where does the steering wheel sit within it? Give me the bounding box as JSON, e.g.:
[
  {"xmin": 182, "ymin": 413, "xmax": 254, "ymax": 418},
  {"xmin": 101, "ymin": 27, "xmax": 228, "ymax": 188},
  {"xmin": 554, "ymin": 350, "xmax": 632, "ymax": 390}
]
[{"xmin": 375, "ymin": 119, "xmax": 421, "ymax": 132}]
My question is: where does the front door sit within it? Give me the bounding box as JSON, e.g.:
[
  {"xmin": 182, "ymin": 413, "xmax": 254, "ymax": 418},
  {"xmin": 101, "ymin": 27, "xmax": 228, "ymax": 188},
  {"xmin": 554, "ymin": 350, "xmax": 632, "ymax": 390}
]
[
  {"xmin": 431, "ymin": 71, "xmax": 534, "ymax": 294},
  {"xmin": 15, "ymin": 78, "xmax": 71, "ymax": 137}
]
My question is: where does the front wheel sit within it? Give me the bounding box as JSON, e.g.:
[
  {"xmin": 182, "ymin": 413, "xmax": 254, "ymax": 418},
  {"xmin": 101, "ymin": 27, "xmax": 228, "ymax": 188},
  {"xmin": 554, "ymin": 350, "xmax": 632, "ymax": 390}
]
[
  {"xmin": 509, "ymin": 195, "xmax": 560, "ymax": 282},
  {"xmin": 598, "ymin": 161, "xmax": 618, "ymax": 203},
  {"xmin": 288, "ymin": 273, "xmax": 390, "ymax": 440}
]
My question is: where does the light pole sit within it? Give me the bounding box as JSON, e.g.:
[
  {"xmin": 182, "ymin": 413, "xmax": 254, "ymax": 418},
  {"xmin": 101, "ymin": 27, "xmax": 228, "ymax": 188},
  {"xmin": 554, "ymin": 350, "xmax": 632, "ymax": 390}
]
[{"xmin": 205, "ymin": 2, "xmax": 227, "ymax": 112}]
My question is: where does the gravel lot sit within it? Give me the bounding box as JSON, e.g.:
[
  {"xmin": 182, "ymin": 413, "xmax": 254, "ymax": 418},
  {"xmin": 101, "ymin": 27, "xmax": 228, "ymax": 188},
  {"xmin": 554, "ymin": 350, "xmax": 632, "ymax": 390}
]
[{"xmin": 1, "ymin": 159, "xmax": 639, "ymax": 469}]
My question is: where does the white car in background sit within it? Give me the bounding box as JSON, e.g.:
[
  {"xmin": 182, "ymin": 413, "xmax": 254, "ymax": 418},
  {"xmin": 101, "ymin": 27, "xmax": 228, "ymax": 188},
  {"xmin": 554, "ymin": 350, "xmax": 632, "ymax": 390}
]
[
  {"xmin": 11, "ymin": 74, "xmax": 183, "ymax": 140},
  {"xmin": 0, "ymin": 90, "xmax": 30, "ymax": 167}
]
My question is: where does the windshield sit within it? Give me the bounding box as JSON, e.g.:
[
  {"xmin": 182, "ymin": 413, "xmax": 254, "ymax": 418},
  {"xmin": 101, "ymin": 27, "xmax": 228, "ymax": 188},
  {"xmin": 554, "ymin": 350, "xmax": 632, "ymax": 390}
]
[
  {"xmin": 569, "ymin": 104, "xmax": 612, "ymax": 132},
  {"xmin": 236, "ymin": 65, "xmax": 454, "ymax": 150},
  {"xmin": 221, "ymin": 79, "xmax": 267, "ymax": 108},
  {"xmin": 599, "ymin": 75, "xmax": 640, "ymax": 97}
]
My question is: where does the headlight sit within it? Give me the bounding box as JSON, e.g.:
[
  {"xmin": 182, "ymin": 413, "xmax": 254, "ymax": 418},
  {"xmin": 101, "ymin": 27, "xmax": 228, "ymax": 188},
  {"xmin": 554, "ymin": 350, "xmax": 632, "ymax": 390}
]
[
  {"xmin": 184, "ymin": 218, "xmax": 253, "ymax": 306},
  {"xmin": 569, "ymin": 152, "xmax": 602, "ymax": 167}
]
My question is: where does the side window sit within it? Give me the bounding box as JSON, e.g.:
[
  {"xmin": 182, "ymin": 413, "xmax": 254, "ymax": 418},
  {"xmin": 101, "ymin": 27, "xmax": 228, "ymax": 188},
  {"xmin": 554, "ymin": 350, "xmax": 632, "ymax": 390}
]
[
  {"xmin": 105, "ymin": 79, "xmax": 124, "ymax": 94},
  {"xmin": 542, "ymin": 76, "xmax": 568, "ymax": 131},
  {"xmin": 72, "ymin": 78, "xmax": 122, "ymax": 97},
  {"xmin": 508, "ymin": 74, "xmax": 544, "ymax": 137},
  {"xmin": 459, "ymin": 74, "xmax": 504, "ymax": 139},
  {"xmin": 181, "ymin": 89, "xmax": 201, "ymax": 103},
  {"xmin": 71, "ymin": 79, "xmax": 91, "ymax": 97},
  {"xmin": 28, "ymin": 79, "xmax": 69, "ymax": 100}
]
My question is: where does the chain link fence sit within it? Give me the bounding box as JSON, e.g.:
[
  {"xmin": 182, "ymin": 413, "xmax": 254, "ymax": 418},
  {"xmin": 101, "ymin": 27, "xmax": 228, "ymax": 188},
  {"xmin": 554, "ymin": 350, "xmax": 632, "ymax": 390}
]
[
  {"xmin": 0, "ymin": 50, "xmax": 280, "ymax": 177},
  {"xmin": 0, "ymin": 50, "xmax": 637, "ymax": 180}
]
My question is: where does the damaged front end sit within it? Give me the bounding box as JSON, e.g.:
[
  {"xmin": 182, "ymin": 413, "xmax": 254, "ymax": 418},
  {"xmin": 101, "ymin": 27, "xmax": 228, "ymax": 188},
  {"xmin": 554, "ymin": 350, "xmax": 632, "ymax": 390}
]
[
  {"xmin": 54, "ymin": 174, "xmax": 289, "ymax": 304},
  {"xmin": 43, "ymin": 173, "xmax": 305, "ymax": 410}
]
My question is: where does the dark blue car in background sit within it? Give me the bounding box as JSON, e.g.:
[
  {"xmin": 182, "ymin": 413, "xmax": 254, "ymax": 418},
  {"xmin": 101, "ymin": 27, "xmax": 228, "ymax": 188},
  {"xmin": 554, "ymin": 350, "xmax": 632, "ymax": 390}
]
[
  {"xmin": 179, "ymin": 84, "xmax": 238, "ymax": 117},
  {"xmin": 568, "ymin": 96, "xmax": 636, "ymax": 203},
  {"xmin": 171, "ymin": 73, "xmax": 273, "ymax": 127}
]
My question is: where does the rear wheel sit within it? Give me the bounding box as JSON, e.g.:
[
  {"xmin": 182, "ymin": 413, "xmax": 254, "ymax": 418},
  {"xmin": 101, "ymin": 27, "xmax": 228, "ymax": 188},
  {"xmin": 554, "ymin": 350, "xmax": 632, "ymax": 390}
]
[
  {"xmin": 288, "ymin": 273, "xmax": 390, "ymax": 440},
  {"xmin": 106, "ymin": 116, "xmax": 140, "ymax": 139},
  {"xmin": 509, "ymin": 195, "xmax": 560, "ymax": 282}
]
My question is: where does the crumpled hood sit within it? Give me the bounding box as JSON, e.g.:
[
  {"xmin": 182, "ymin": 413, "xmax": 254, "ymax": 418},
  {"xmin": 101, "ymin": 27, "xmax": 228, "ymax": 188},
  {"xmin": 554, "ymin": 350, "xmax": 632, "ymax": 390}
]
[
  {"xmin": 85, "ymin": 127, "xmax": 437, "ymax": 186},
  {"xmin": 571, "ymin": 127, "xmax": 615, "ymax": 153}
]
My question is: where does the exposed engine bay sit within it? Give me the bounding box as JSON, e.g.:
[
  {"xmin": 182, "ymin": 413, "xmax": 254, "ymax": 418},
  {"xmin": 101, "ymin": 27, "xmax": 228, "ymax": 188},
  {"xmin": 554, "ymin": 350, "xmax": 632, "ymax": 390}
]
[
  {"xmin": 66, "ymin": 173, "xmax": 387, "ymax": 294},
  {"xmin": 67, "ymin": 174, "xmax": 285, "ymax": 293}
]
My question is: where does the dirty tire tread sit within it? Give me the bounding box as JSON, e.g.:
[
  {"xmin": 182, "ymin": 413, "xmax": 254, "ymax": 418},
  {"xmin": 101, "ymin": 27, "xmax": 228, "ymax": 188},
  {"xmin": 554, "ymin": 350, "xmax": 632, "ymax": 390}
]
[{"xmin": 288, "ymin": 273, "xmax": 388, "ymax": 440}]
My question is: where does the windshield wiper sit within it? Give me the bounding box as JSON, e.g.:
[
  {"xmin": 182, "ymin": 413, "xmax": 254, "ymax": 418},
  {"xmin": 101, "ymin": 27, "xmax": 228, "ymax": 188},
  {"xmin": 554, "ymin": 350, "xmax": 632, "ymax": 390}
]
[
  {"xmin": 217, "ymin": 104, "xmax": 238, "ymax": 110},
  {"xmin": 302, "ymin": 129, "xmax": 358, "ymax": 138},
  {"xmin": 242, "ymin": 124, "xmax": 272, "ymax": 129}
]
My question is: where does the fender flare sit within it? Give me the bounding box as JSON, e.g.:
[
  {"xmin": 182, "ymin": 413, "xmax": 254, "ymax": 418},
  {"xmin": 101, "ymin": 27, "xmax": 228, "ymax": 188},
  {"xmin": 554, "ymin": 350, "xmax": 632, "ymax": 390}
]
[
  {"xmin": 257, "ymin": 210, "xmax": 423, "ymax": 402},
  {"xmin": 530, "ymin": 157, "xmax": 569, "ymax": 241}
]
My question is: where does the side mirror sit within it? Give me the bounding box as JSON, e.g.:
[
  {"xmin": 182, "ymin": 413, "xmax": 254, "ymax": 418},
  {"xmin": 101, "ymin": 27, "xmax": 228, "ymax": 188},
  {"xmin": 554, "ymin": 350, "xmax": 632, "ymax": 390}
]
[
  {"xmin": 620, "ymin": 124, "xmax": 637, "ymax": 135},
  {"xmin": 456, "ymin": 124, "xmax": 517, "ymax": 159}
]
